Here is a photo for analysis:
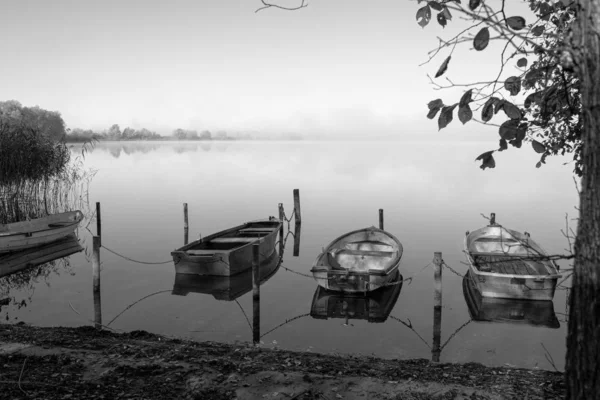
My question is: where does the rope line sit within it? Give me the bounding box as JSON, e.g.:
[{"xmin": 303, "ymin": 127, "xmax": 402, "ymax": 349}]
[
  {"xmin": 102, "ymin": 245, "xmax": 173, "ymax": 265},
  {"xmin": 260, "ymin": 313, "xmax": 310, "ymax": 339},
  {"xmin": 441, "ymin": 261, "xmax": 466, "ymax": 278}
]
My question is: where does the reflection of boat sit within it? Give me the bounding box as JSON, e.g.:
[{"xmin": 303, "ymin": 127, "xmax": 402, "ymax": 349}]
[
  {"xmin": 172, "ymin": 251, "xmax": 280, "ymax": 300},
  {"xmin": 462, "ymin": 271, "xmax": 560, "ymax": 328},
  {"xmin": 310, "ymin": 226, "xmax": 403, "ymax": 293},
  {"xmin": 310, "ymin": 270, "xmax": 403, "ymax": 323},
  {"xmin": 464, "ymin": 214, "xmax": 560, "ymax": 301},
  {"xmin": 171, "ymin": 217, "xmax": 282, "ymax": 276},
  {"xmin": 0, "ymin": 211, "xmax": 83, "ymax": 254},
  {"xmin": 0, "ymin": 234, "xmax": 83, "ymax": 278}
]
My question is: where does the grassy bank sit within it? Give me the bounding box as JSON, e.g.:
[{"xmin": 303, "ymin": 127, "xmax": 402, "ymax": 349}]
[{"xmin": 0, "ymin": 324, "xmax": 565, "ymax": 400}]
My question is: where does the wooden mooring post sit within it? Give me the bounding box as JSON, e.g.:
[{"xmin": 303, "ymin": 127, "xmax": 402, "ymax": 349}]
[
  {"xmin": 252, "ymin": 243, "xmax": 261, "ymax": 344},
  {"xmin": 278, "ymin": 203, "xmax": 284, "ymax": 255},
  {"xmin": 183, "ymin": 203, "xmax": 189, "ymax": 245},
  {"xmin": 293, "ymin": 222, "xmax": 301, "ymax": 257},
  {"xmin": 432, "ymin": 252, "xmax": 443, "ymax": 362},
  {"xmin": 379, "ymin": 209, "xmax": 384, "ymax": 230},
  {"xmin": 293, "ymin": 189, "xmax": 301, "ymax": 224},
  {"xmin": 96, "ymin": 202, "xmax": 102, "ymax": 245},
  {"xmin": 92, "ymin": 236, "xmax": 102, "ymax": 329}
]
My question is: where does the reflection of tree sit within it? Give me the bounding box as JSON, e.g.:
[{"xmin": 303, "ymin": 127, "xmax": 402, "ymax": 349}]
[
  {"xmin": 102, "ymin": 143, "xmax": 162, "ymax": 158},
  {"xmin": 0, "ymin": 258, "xmax": 74, "ymax": 321}
]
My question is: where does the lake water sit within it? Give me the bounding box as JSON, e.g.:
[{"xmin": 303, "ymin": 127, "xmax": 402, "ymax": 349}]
[{"xmin": 0, "ymin": 140, "xmax": 577, "ymax": 371}]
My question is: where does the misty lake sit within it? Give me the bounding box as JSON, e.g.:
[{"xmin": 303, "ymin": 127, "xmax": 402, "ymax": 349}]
[{"xmin": 0, "ymin": 140, "xmax": 577, "ymax": 371}]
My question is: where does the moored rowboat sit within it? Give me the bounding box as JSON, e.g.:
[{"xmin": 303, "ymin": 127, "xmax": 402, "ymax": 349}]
[
  {"xmin": 171, "ymin": 217, "xmax": 282, "ymax": 276},
  {"xmin": 311, "ymin": 226, "xmax": 403, "ymax": 293},
  {"xmin": 0, "ymin": 211, "xmax": 83, "ymax": 254},
  {"xmin": 464, "ymin": 213, "xmax": 561, "ymax": 301}
]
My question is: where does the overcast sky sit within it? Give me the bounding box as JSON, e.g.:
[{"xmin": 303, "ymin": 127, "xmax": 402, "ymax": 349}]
[{"xmin": 1, "ymin": 0, "xmax": 533, "ymax": 138}]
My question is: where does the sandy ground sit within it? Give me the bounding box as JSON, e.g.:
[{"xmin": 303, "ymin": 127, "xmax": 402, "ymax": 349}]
[{"xmin": 0, "ymin": 324, "xmax": 565, "ymax": 399}]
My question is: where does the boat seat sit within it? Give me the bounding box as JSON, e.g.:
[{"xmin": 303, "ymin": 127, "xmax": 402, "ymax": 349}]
[
  {"xmin": 186, "ymin": 250, "xmax": 217, "ymax": 255},
  {"xmin": 209, "ymin": 238, "xmax": 257, "ymax": 243},
  {"xmin": 330, "ymin": 249, "xmax": 395, "ymax": 258},
  {"xmin": 238, "ymin": 228, "xmax": 274, "ymax": 233}
]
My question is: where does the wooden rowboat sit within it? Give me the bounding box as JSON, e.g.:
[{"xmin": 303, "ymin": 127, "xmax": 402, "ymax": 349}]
[
  {"xmin": 311, "ymin": 226, "xmax": 403, "ymax": 293},
  {"xmin": 171, "ymin": 251, "xmax": 280, "ymax": 300},
  {"xmin": 462, "ymin": 271, "xmax": 560, "ymax": 328},
  {"xmin": 171, "ymin": 217, "xmax": 282, "ymax": 276},
  {"xmin": 310, "ymin": 270, "xmax": 403, "ymax": 323},
  {"xmin": 0, "ymin": 211, "xmax": 84, "ymax": 254},
  {"xmin": 0, "ymin": 234, "xmax": 83, "ymax": 278},
  {"xmin": 464, "ymin": 213, "xmax": 561, "ymax": 301}
]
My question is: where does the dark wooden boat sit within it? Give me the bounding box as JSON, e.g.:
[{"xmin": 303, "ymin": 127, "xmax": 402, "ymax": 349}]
[
  {"xmin": 310, "ymin": 270, "xmax": 403, "ymax": 323},
  {"xmin": 464, "ymin": 213, "xmax": 561, "ymax": 301},
  {"xmin": 0, "ymin": 211, "xmax": 83, "ymax": 254},
  {"xmin": 171, "ymin": 251, "xmax": 280, "ymax": 300},
  {"xmin": 462, "ymin": 271, "xmax": 560, "ymax": 328},
  {"xmin": 311, "ymin": 226, "xmax": 403, "ymax": 293},
  {"xmin": 0, "ymin": 234, "xmax": 83, "ymax": 278},
  {"xmin": 171, "ymin": 217, "xmax": 282, "ymax": 276}
]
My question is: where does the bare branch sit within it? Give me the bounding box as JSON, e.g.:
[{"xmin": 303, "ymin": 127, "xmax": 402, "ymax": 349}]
[{"xmin": 256, "ymin": 0, "xmax": 308, "ymax": 13}]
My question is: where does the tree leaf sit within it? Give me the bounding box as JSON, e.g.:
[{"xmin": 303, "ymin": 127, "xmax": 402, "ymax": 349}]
[
  {"xmin": 504, "ymin": 76, "xmax": 521, "ymax": 96},
  {"xmin": 428, "ymin": 1, "xmax": 443, "ymax": 11},
  {"xmin": 498, "ymin": 138, "xmax": 508, "ymax": 151},
  {"xmin": 435, "ymin": 56, "xmax": 451, "ymax": 78},
  {"xmin": 481, "ymin": 98, "xmax": 496, "ymax": 122},
  {"xmin": 499, "ymin": 119, "xmax": 520, "ymax": 140},
  {"xmin": 506, "ymin": 16, "xmax": 526, "ymax": 30},
  {"xmin": 442, "ymin": 6, "xmax": 452, "ymax": 20},
  {"xmin": 438, "ymin": 104, "xmax": 457, "ymax": 130},
  {"xmin": 475, "ymin": 151, "xmax": 496, "ymax": 170},
  {"xmin": 524, "ymin": 92, "xmax": 541, "ymax": 108},
  {"xmin": 502, "ymin": 101, "xmax": 522, "ymax": 120},
  {"xmin": 428, "ymin": 99, "xmax": 444, "ymax": 110},
  {"xmin": 509, "ymin": 126, "xmax": 526, "ymax": 148},
  {"xmin": 469, "ymin": 0, "xmax": 481, "ymax": 10},
  {"xmin": 473, "ymin": 27, "xmax": 490, "ymax": 51},
  {"xmin": 539, "ymin": 3, "xmax": 552, "ymax": 21},
  {"xmin": 437, "ymin": 12, "xmax": 447, "ymax": 27},
  {"xmin": 532, "ymin": 140, "xmax": 546, "ymax": 153},
  {"xmin": 416, "ymin": 5, "xmax": 432, "ymax": 28},
  {"xmin": 517, "ymin": 58, "xmax": 528, "ymax": 67},
  {"xmin": 458, "ymin": 105, "xmax": 473, "ymax": 124},
  {"xmin": 532, "ymin": 25, "xmax": 544, "ymax": 36},
  {"xmin": 459, "ymin": 89, "xmax": 473, "ymax": 107}
]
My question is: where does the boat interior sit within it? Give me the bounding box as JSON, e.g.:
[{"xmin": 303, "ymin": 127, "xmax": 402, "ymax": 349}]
[{"xmin": 186, "ymin": 221, "xmax": 279, "ymax": 253}]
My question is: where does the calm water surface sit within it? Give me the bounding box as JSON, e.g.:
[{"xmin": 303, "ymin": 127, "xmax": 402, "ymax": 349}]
[{"xmin": 1, "ymin": 141, "xmax": 577, "ymax": 371}]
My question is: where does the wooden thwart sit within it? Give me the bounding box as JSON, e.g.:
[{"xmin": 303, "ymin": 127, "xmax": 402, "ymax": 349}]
[{"xmin": 209, "ymin": 237, "xmax": 258, "ymax": 243}]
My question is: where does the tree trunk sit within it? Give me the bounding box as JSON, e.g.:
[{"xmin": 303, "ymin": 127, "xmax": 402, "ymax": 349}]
[{"xmin": 566, "ymin": 1, "xmax": 600, "ymax": 398}]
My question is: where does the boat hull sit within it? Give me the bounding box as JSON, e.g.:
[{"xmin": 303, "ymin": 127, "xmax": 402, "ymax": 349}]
[
  {"xmin": 0, "ymin": 211, "xmax": 83, "ymax": 254},
  {"xmin": 171, "ymin": 218, "xmax": 281, "ymax": 276},
  {"xmin": 466, "ymin": 265, "xmax": 558, "ymax": 301}
]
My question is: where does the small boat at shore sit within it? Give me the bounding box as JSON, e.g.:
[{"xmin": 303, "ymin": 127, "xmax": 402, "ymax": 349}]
[
  {"xmin": 311, "ymin": 226, "xmax": 403, "ymax": 293},
  {"xmin": 171, "ymin": 251, "xmax": 281, "ymax": 300},
  {"xmin": 464, "ymin": 213, "xmax": 561, "ymax": 301},
  {"xmin": 171, "ymin": 217, "xmax": 282, "ymax": 276},
  {"xmin": 462, "ymin": 271, "xmax": 560, "ymax": 328},
  {"xmin": 0, "ymin": 211, "xmax": 83, "ymax": 254},
  {"xmin": 0, "ymin": 234, "xmax": 83, "ymax": 278},
  {"xmin": 310, "ymin": 270, "xmax": 403, "ymax": 323}
]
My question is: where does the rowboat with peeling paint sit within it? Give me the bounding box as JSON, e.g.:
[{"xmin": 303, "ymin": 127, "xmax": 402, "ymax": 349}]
[
  {"xmin": 310, "ymin": 226, "xmax": 403, "ymax": 293},
  {"xmin": 0, "ymin": 211, "xmax": 83, "ymax": 254},
  {"xmin": 171, "ymin": 217, "xmax": 282, "ymax": 276},
  {"xmin": 464, "ymin": 213, "xmax": 561, "ymax": 301}
]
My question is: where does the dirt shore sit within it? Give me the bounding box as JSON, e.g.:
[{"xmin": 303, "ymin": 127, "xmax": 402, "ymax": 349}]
[{"xmin": 0, "ymin": 324, "xmax": 564, "ymax": 399}]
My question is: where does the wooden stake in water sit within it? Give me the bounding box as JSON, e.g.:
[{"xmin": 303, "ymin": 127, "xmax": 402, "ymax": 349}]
[
  {"xmin": 183, "ymin": 203, "xmax": 189, "ymax": 245},
  {"xmin": 432, "ymin": 251, "xmax": 443, "ymax": 362},
  {"xmin": 92, "ymin": 236, "xmax": 102, "ymax": 329},
  {"xmin": 379, "ymin": 209, "xmax": 384, "ymax": 230},
  {"xmin": 96, "ymin": 202, "xmax": 102, "ymax": 245},
  {"xmin": 293, "ymin": 189, "xmax": 301, "ymax": 224},
  {"xmin": 293, "ymin": 222, "xmax": 301, "ymax": 257},
  {"xmin": 252, "ymin": 243, "xmax": 260, "ymax": 344},
  {"xmin": 278, "ymin": 203, "xmax": 284, "ymax": 236}
]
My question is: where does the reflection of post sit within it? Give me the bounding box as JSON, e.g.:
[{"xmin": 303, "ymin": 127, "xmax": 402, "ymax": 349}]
[
  {"xmin": 379, "ymin": 209, "xmax": 384, "ymax": 230},
  {"xmin": 293, "ymin": 189, "xmax": 301, "ymax": 224},
  {"xmin": 293, "ymin": 222, "xmax": 301, "ymax": 257},
  {"xmin": 96, "ymin": 202, "xmax": 102, "ymax": 245},
  {"xmin": 183, "ymin": 203, "xmax": 189, "ymax": 245},
  {"xmin": 92, "ymin": 236, "xmax": 102, "ymax": 329},
  {"xmin": 252, "ymin": 243, "xmax": 260, "ymax": 343},
  {"xmin": 432, "ymin": 252, "xmax": 443, "ymax": 362}
]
